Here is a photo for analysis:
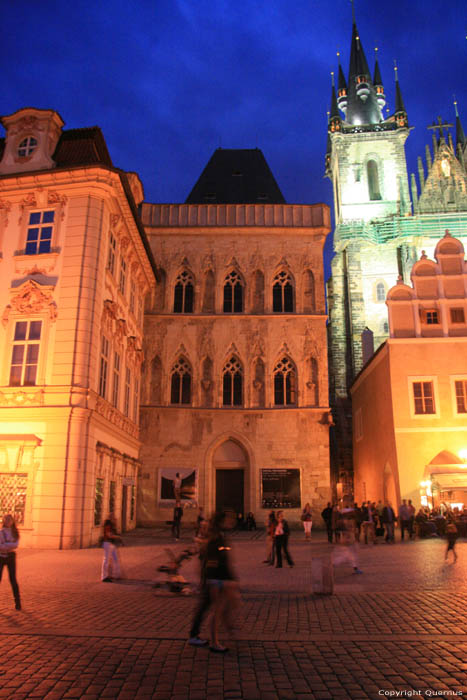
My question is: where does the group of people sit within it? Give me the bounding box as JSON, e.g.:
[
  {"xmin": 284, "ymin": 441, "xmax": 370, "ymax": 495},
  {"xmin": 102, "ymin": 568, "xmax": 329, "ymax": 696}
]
[{"xmin": 263, "ymin": 510, "xmax": 294, "ymax": 567}]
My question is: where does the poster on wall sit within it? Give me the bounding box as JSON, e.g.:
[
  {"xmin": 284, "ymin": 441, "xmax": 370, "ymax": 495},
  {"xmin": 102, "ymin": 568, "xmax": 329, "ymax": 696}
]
[
  {"xmin": 261, "ymin": 469, "xmax": 301, "ymax": 509},
  {"xmin": 158, "ymin": 468, "xmax": 198, "ymax": 505}
]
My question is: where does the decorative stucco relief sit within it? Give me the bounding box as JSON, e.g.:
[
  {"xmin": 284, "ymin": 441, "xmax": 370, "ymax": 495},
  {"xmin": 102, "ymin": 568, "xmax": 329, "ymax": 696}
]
[
  {"xmin": 18, "ymin": 193, "xmax": 37, "ymax": 225},
  {"xmin": 0, "ymin": 389, "xmax": 45, "ymax": 406},
  {"xmin": 0, "ymin": 198, "xmax": 12, "ymax": 227},
  {"xmin": 4, "ymin": 280, "xmax": 57, "ymax": 325},
  {"xmin": 95, "ymin": 396, "xmax": 139, "ymax": 438}
]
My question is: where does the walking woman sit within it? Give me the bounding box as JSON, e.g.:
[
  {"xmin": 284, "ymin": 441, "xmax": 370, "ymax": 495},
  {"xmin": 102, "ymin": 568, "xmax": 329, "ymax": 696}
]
[
  {"xmin": 263, "ymin": 511, "xmax": 276, "ymax": 565},
  {"xmin": 0, "ymin": 514, "xmax": 21, "ymax": 610},
  {"xmin": 274, "ymin": 511, "xmax": 294, "ymax": 568},
  {"xmin": 301, "ymin": 503, "xmax": 313, "ymax": 540},
  {"xmin": 205, "ymin": 510, "xmax": 239, "ymax": 653},
  {"xmin": 445, "ymin": 518, "xmax": 458, "ymax": 563}
]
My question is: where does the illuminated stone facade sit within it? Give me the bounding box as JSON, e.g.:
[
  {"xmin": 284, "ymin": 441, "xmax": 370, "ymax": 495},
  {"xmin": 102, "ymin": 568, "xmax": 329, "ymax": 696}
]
[
  {"xmin": 0, "ymin": 108, "xmax": 156, "ymax": 547},
  {"xmin": 138, "ymin": 199, "xmax": 332, "ymax": 526},
  {"xmin": 350, "ymin": 232, "xmax": 467, "ymax": 509}
]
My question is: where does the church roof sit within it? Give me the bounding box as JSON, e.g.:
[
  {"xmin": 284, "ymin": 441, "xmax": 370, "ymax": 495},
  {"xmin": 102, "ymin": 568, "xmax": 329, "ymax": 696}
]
[{"xmin": 185, "ymin": 148, "xmax": 286, "ymax": 204}]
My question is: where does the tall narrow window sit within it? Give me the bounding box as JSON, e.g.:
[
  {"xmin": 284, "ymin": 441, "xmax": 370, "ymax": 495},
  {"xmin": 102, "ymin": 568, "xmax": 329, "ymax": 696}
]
[
  {"xmin": 170, "ymin": 357, "xmax": 192, "ymax": 404},
  {"xmin": 274, "ymin": 356, "xmax": 297, "ymax": 406},
  {"xmin": 124, "ymin": 368, "xmax": 131, "ymax": 417},
  {"xmin": 119, "ymin": 258, "xmax": 127, "ymax": 296},
  {"xmin": 223, "ymin": 271, "xmax": 244, "ymax": 313},
  {"xmin": 273, "ymin": 271, "xmax": 294, "ymax": 312},
  {"xmin": 25, "ymin": 211, "xmax": 54, "ymax": 255},
  {"xmin": 367, "ymin": 160, "xmax": 382, "ymax": 200},
  {"xmin": 222, "ymin": 356, "xmax": 243, "ymax": 406},
  {"xmin": 99, "ymin": 336, "xmax": 110, "ymax": 398},
  {"xmin": 376, "ymin": 282, "xmax": 386, "ymax": 302},
  {"xmin": 133, "ymin": 377, "xmax": 140, "ymax": 422},
  {"xmin": 109, "ymin": 480, "xmax": 116, "ymax": 515},
  {"xmin": 455, "ymin": 380, "xmax": 467, "ymax": 414},
  {"xmin": 112, "ymin": 352, "xmax": 121, "ymax": 408},
  {"xmin": 9, "ymin": 320, "xmax": 42, "ymax": 387},
  {"xmin": 94, "ymin": 477, "xmax": 104, "ymax": 526},
  {"xmin": 107, "ymin": 233, "xmax": 117, "ymax": 274},
  {"xmin": 413, "ymin": 381, "xmax": 435, "ymax": 415},
  {"xmin": 174, "ymin": 270, "xmax": 194, "ymax": 313}
]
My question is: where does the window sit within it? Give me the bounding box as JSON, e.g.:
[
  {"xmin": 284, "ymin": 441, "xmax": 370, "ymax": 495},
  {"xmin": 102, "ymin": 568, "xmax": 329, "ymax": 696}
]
[
  {"xmin": 130, "ymin": 485, "xmax": 135, "ymax": 520},
  {"xmin": 173, "ymin": 270, "xmax": 194, "ymax": 313},
  {"xmin": 129, "ymin": 281, "xmax": 136, "ymax": 315},
  {"xmin": 223, "ymin": 271, "xmax": 244, "ymax": 313},
  {"xmin": 222, "ymin": 356, "xmax": 243, "ymax": 406},
  {"xmin": 133, "ymin": 377, "xmax": 140, "ymax": 422},
  {"xmin": 413, "ymin": 381, "xmax": 435, "ymax": 415},
  {"xmin": 112, "ymin": 352, "xmax": 121, "ymax": 408},
  {"xmin": 376, "ymin": 282, "xmax": 386, "ymax": 302},
  {"xmin": 107, "ymin": 233, "xmax": 117, "ymax": 275},
  {"xmin": 451, "ymin": 308, "xmax": 465, "ymax": 324},
  {"xmin": 99, "ymin": 336, "xmax": 110, "ymax": 398},
  {"xmin": 109, "ymin": 481, "xmax": 116, "ymax": 515},
  {"xmin": 0, "ymin": 473, "xmax": 27, "ymax": 525},
  {"xmin": 170, "ymin": 357, "xmax": 192, "ymax": 404},
  {"xmin": 119, "ymin": 258, "xmax": 126, "ymax": 296},
  {"xmin": 274, "ymin": 356, "xmax": 297, "ymax": 405},
  {"xmin": 273, "ymin": 271, "xmax": 294, "ymax": 312},
  {"xmin": 382, "ymin": 321, "xmax": 389, "ymax": 334},
  {"xmin": 455, "ymin": 380, "xmax": 467, "ymax": 414},
  {"xmin": 94, "ymin": 478, "xmax": 104, "ymax": 526},
  {"xmin": 422, "ymin": 310, "xmax": 439, "ymax": 325},
  {"xmin": 124, "ymin": 368, "xmax": 131, "ymax": 417},
  {"xmin": 18, "ymin": 136, "xmax": 37, "ymax": 157},
  {"xmin": 367, "ymin": 160, "xmax": 382, "ymax": 200},
  {"xmin": 25, "ymin": 211, "xmax": 54, "ymax": 255},
  {"xmin": 9, "ymin": 320, "xmax": 42, "ymax": 386}
]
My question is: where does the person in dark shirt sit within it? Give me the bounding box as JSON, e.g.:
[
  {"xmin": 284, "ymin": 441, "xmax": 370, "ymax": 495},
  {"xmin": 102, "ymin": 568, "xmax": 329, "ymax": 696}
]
[
  {"xmin": 321, "ymin": 503, "xmax": 333, "ymax": 543},
  {"xmin": 172, "ymin": 501, "xmax": 183, "ymax": 540}
]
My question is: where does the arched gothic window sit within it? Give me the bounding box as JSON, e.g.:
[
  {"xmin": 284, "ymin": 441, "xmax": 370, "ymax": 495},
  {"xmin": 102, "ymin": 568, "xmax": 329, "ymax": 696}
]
[
  {"xmin": 170, "ymin": 357, "xmax": 192, "ymax": 404},
  {"xmin": 222, "ymin": 356, "xmax": 243, "ymax": 406},
  {"xmin": 274, "ymin": 356, "xmax": 297, "ymax": 406},
  {"xmin": 367, "ymin": 160, "xmax": 382, "ymax": 201},
  {"xmin": 223, "ymin": 271, "xmax": 244, "ymax": 313},
  {"xmin": 376, "ymin": 282, "xmax": 386, "ymax": 302},
  {"xmin": 273, "ymin": 270, "xmax": 294, "ymax": 312},
  {"xmin": 173, "ymin": 270, "xmax": 194, "ymax": 313}
]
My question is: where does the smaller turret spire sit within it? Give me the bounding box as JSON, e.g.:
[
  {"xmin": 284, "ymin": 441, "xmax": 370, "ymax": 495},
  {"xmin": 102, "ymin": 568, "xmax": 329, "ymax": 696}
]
[
  {"xmin": 393, "ymin": 61, "xmax": 408, "ymax": 127},
  {"xmin": 336, "ymin": 52, "xmax": 348, "ymax": 115},
  {"xmin": 454, "ymin": 98, "xmax": 466, "ymax": 149},
  {"xmin": 373, "ymin": 47, "xmax": 386, "ymax": 111}
]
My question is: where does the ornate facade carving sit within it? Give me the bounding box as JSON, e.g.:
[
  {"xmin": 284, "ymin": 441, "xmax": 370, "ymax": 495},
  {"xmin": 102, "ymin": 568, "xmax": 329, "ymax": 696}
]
[
  {"xmin": 7, "ymin": 280, "xmax": 57, "ymax": 321},
  {"xmin": 0, "ymin": 389, "xmax": 45, "ymax": 406}
]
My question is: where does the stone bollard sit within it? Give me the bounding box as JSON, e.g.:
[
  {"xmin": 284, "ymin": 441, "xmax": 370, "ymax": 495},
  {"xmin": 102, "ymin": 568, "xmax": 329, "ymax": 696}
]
[{"xmin": 311, "ymin": 556, "xmax": 334, "ymax": 595}]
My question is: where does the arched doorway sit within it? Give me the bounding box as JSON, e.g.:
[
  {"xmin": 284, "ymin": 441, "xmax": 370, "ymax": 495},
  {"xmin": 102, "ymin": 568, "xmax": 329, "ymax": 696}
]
[{"xmin": 212, "ymin": 439, "xmax": 249, "ymax": 516}]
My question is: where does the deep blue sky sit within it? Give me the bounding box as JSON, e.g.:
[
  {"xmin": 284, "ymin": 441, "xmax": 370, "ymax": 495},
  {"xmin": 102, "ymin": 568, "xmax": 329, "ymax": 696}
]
[{"xmin": 2, "ymin": 0, "xmax": 466, "ymax": 270}]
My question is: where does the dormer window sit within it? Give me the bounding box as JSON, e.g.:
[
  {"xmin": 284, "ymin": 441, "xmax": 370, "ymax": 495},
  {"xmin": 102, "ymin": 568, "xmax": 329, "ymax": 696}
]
[{"xmin": 18, "ymin": 136, "xmax": 38, "ymax": 158}]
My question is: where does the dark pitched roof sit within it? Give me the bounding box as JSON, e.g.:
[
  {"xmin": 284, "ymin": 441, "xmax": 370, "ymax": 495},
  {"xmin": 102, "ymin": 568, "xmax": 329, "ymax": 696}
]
[
  {"xmin": 185, "ymin": 148, "xmax": 286, "ymax": 204},
  {"xmin": 53, "ymin": 127, "xmax": 113, "ymax": 167}
]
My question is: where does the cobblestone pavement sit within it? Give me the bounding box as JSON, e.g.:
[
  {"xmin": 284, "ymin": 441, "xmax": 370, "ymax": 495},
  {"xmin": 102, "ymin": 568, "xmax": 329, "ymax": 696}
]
[{"xmin": 0, "ymin": 529, "xmax": 466, "ymax": 699}]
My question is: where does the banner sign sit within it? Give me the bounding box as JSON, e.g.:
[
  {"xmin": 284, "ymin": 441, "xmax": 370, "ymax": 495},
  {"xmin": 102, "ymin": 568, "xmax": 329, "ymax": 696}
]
[
  {"xmin": 158, "ymin": 468, "xmax": 197, "ymax": 504},
  {"xmin": 261, "ymin": 468, "xmax": 301, "ymax": 509}
]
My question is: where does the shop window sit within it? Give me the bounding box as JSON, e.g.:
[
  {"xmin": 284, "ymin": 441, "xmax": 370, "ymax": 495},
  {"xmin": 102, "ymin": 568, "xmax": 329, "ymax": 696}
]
[
  {"xmin": 451, "ymin": 308, "xmax": 465, "ymax": 324},
  {"xmin": 222, "ymin": 356, "xmax": 243, "ymax": 406},
  {"xmin": 273, "ymin": 271, "xmax": 294, "ymax": 312},
  {"xmin": 9, "ymin": 320, "xmax": 42, "ymax": 387},
  {"xmin": 274, "ymin": 356, "xmax": 297, "ymax": 406},
  {"xmin": 0, "ymin": 473, "xmax": 27, "ymax": 525},
  {"xmin": 412, "ymin": 381, "xmax": 435, "ymax": 415},
  {"xmin": 94, "ymin": 477, "xmax": 104, "ymax": 526}
]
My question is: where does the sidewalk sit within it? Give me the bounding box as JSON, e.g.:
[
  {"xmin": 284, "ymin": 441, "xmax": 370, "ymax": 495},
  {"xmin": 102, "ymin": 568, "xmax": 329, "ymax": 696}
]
[{"xmin": 0, "ymin": 530, "xmax": 465, "ymax": 699}]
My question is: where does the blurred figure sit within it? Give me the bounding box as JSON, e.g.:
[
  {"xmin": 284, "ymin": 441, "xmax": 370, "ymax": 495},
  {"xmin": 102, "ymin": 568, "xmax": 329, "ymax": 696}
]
[
  {"xmin": 321, "ymin": 502, "xmax": 333, "ymax": 543},
  {"xmin": 263, "ymin": 511, "xmax": 277, "ymax": 565},
  {"xmin": 381, "ymin": 501, "xmax": 396, "ymax": 543},
  {"xmin": 172, "ymin": 500, "xmax": 183, "ymax": 540},
  {"xmin": 399, "ymin": 499, "xmax": 411, "ymax": 541},
  {"xmin": 173, "ymin": 472, "xmax": 182, "ymax": 500},
  {"xmin": 333, "ymin": 497, "xmax": 363, "ymax": 575},
  {"xmin": 445, "ymin": 518, "xmax": 458, "ymax": 563},
  {"xmin": 301, "ymin": 503, "xmax": 313, "ymax": 540},
  {"xmin": 0, "ymin": 514, "xmax": 21, "ymax": 610},
  {"xmin": 246, "ymin": 512, "xmax": 256, "ymax": 531},
  {"xmin": 101, "ymin": 513, "xmax": 122, "ymax": 582},
  {"xmin": 188, "ymin": 518, "xmax": 210, "ymax": 646},
  {"xmin": 274, "ymin": 511, "xmax": 294, "ymax": 568}
]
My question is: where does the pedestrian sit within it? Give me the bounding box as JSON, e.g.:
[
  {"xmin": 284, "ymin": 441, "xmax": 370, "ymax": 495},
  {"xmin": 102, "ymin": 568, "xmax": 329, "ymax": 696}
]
[
  {"xmin": 246, "ymin": 512, "xmax": 256, "ymax": 530},
  {"xmin": 361, "ymin": 501, "xmax": 376, "ymax": 544},
  {"xmin": 445, "ymin": 518, "xmax": 458, "ymax": 563},
  {"xmin": 399, "ymin": 499, "xmax": 411, "ymax": 541},
  {"xmin": 0, "ymin": 514, "xmax": 21, "ymax": 610},
  {"xmin": 321, "ymin": 502, "xmax": 333, "ymax": 543},
  {"xmin": 333, "ymin": 497, "xmax": 363, "ymax": 574},
  {"xmin": 173, "ymin": 472, "xmax": 182, "ymax": 500},
  {"xmin": 274, "ymin": 511, "xmax": 294, "ymax": 568},
  {"xmin": 381, "ymin": 501, "xmax": 397, "ymax": 542},
  {"xmin": 263, "ymin": 511, "xmax": 276, "ymax": 565},
  {"xmin": 172, "ymin": 500, "xmax": 183, "ymax": 540},
  {"xmin": 188, "ymin": 518, "xmax": 210, "ymax": 646},
  {"xmin": 101, "ymin": 513, "xmax": 122, "ymax": 582},
  {"xmin": 205, "ymin": 510, "xmax": 239, "ymax": 653},
  {"xmin": 301, "ymin": 503, "xmax": 313, "ymax": 540},
  {"xmin": 354, "ymin": 503, "xmax": 363, "ymax": 542}
]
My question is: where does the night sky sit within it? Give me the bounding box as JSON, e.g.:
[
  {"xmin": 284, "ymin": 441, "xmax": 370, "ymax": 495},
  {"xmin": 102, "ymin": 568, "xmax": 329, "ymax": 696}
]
[{"xmin": 2, "ymin": 0, "xmax": 466, "ymax": 271}]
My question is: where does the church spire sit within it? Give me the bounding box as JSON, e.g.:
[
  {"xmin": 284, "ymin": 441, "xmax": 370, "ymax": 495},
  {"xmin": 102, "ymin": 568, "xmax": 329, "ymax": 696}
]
[
  {"xmin": 328, "ymin": 72, "xmax": 342, "ymax": 133},
  {"xmin": 454, "ymin": 98, "xmax": 467, "ymax": 169},
  {"xmin": 336, "ymin": 52, "xmax": 348, "ymax": 115},
  {"xmin": 345, "ymin": 8, "xmax": 383, "ymax": 125},
  {"xmin": 393, "ymin": 61, "xmax": 408, "ymax": 128},
  {"xmin": 373, "ymin": 47, "xmax": 386, "ymax": 111}
]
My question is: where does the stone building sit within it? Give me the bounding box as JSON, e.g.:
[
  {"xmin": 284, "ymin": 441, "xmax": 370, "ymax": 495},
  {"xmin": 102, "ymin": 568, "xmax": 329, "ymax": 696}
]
[
  {"xmin": 325, "ymin": 12, "xmax": 467, "ymax": 492},
  {"xmin": 0, "ymin": 108, "xmax": 157, "ymax": 547},
  {"xmin": 350, "ymin": 232, "xmax": 467, "ymax": 509},
  {"xmin": 138, "ymin": 149, "xmax": 332, "ymax": 526}
]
